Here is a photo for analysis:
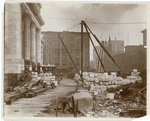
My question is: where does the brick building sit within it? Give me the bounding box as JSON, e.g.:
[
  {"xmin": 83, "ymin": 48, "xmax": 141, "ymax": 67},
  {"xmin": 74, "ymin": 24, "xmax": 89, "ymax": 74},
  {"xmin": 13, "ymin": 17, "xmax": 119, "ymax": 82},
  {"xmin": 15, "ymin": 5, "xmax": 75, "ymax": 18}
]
[
  {"xmin": 4, "ymin": 3, "xmax": 45, "ymax": 86},
  {"xmin": 111, "ymin": 37, "xmax": 124, "ymax": 55},
  {"xmin": 42, "ymin": 31, "xmax": 90, "ymax": 72}
]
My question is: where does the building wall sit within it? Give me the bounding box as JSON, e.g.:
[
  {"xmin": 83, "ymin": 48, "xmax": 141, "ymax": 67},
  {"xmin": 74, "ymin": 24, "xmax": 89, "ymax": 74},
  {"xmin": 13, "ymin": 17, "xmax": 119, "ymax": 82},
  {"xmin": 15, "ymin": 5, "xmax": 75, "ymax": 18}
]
[
  {"xmin": 111, "ymin": 40, "xmax": 124, "ymax": 54},
  {"xmin": 41, "ymin": 38, "xmax": 44, "ymax": 65},
  {"xmin": 141, "ymin": 29, "xmax": 147, "ymax": 46},
  {"xmin": 4, "ymin": 3, "xmax": 44, "ymax": 86},
  {"xmin": 42, "ymin": 31, "xmax": 90, "ymax": 72},
  {"xmin": 124, "ymin": 45, "xmax": 146, "ymax": 72},
  {"xmin": 5, "ymin": 3, "xmax": 24, "ymax": 74}
]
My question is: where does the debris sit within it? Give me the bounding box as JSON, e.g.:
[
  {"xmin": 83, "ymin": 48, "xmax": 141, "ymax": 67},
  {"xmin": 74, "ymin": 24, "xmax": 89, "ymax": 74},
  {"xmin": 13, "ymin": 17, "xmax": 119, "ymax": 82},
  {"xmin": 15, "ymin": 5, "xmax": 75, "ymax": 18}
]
[
  {"xmin": 14, "ymin": 110, "xmax": 19, "ymax": 112},
  {"xmin": 106, "ymin": 93, "xmax": 115, "ymax": 99},
  {"xmin": 4, "ymin": 71, "xmax": 60, "ymax": 104},
  {"xmin": 26, "ymin": 92, "xmax": 36, "ymax": 98},
  {"xmin": 72, "ymin": 91, "xmax": 93, "ymax": 115}
]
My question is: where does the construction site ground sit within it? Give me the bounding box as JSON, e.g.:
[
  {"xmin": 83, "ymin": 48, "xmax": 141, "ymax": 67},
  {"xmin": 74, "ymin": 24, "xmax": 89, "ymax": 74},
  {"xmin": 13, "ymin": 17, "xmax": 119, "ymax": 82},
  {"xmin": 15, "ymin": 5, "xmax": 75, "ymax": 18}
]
[
  {"xmin": 3, "ymin": 77, "xmax": 77, "ymax": 117},
  {"xmin": 3, "ymin": 77, "xmax": 146, "ymax": 118}
]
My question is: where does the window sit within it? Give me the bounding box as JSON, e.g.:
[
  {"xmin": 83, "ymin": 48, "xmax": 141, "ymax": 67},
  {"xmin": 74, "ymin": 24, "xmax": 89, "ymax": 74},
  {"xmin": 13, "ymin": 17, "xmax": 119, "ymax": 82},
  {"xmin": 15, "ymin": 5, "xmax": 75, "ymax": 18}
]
[
  {"xmin": 62, "ymin": 63, "xmax": 67, "ymax": 66},
  {"xmin": 55, "ymin": 56, "xmax": 59, "ymax": 62},
  {"xmin": 76, "ymin": 57, "xmax": 80, "ymax": 66},
  {"xmin": 76, "ymin": 63, "xmax": 80, "ymax": 66},
  {"xmin": 55, "ymin": 63, "xmax": 59, "ymax": 66}
]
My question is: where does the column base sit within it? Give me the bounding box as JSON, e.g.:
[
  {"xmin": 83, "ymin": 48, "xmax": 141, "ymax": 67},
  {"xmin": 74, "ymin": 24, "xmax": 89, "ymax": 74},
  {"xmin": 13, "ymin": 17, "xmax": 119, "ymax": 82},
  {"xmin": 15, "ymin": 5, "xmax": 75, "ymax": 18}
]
[{"xmin": 4, "ymin": 73, "xmax": 22, "ymax": 87}]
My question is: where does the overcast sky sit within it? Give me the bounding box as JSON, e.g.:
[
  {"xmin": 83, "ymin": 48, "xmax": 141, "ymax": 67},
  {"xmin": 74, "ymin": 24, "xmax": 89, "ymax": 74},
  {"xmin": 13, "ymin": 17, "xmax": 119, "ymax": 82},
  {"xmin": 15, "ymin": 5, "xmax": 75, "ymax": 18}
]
[{"xmin": 40, "ymin": 2, "xmax": 147, "ymax": 60}]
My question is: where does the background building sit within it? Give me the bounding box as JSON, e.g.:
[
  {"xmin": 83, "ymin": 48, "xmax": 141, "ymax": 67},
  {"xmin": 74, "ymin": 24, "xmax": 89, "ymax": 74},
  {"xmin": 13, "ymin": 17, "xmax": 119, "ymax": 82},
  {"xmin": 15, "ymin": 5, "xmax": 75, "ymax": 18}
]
[
  {"xmin": 111, "ymin": 39, "xmax": 124, "ymax": 54},
  {"xmin": 93, "ymin": 32, "xmax": 146, "ymax": 74},
  {"xmin": 124, "ymin": 45, "xmax": 146, "ymax": 72},
  {"xmin": 106, "ymin": 36, "xmax": 124, "ymax": 55},
  {"xmin": 4, "ymin": 3, "xmax": 45, "ymax": 86},
  {"xmin": 92, "ymin": 42, "xmax": 105, "ymax": 71},
  {"xmin": 103, "ymin": 36, "xmax": 124, "ymax": 72},
  {"xmin": 105, "ymin": 45, "xmax": 146, "ymax": 74},
  {"xmin": 92, "ymin": 36, "xmax": 124, "ymax": 71},
  {"xmin": 93, "ymin": 46, "xmax": 101, "ymax": 70},
  {"xmin": 42, "ymin": 31, "xmax": 90, "ymax": 72}
]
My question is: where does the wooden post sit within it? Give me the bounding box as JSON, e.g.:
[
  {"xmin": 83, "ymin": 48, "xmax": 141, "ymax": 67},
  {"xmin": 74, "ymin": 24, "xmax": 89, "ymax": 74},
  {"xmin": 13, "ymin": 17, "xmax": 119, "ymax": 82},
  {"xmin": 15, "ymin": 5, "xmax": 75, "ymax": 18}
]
[
  {"xmin": 83, "ymin": 23, "xmax": 106, "ymax": 72},
  {"xmin": 93, "ymin": 99, "xmax": 95, "ymax": 111},
  {"xmin": 81, "ymin": 21, "xmax": 83, "ymax": 87},
  {"xmin": 97, "ymin": 46, "xmax": 101, "ymax": 72},
  {"xmin": 72, "ymin": 96, "xmax": 77, "ymax": 117},
  {"xmin": 56, "ymin": 96, "xmax": 58, "ymax": 117},
  {"xmin": 76, "ymin": 99, "xmax": 78, "ymax": 117}
]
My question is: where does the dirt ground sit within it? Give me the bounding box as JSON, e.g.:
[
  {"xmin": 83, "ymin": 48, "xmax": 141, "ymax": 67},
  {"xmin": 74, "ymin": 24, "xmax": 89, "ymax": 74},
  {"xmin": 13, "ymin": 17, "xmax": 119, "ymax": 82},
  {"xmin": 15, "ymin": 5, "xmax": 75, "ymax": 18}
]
[{"xmin": 3, "ymin": 77, "xmax": 77, "ymax": 118}]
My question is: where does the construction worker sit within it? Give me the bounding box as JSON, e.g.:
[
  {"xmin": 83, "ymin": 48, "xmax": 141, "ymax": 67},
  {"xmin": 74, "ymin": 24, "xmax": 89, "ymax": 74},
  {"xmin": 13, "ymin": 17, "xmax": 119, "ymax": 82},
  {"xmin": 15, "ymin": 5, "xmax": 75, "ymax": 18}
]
[{"xmin": 50, "ymin": 79, "xmax": 56, "ymax": 89}]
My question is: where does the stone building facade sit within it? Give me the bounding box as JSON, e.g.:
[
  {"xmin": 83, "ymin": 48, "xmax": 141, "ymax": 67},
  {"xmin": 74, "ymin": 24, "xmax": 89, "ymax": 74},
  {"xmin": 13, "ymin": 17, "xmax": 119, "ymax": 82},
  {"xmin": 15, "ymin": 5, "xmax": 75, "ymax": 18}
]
[
  {"xmin": 42, "ymin": 31, "xmax": 90, "ymax": 72},
  {"xmin": 4, "ymin": 3, "xmax": 45, "ymax": 86},
  {"xmin": 41, "ymin": 35, "xmax": 44, "ymax": 65}
]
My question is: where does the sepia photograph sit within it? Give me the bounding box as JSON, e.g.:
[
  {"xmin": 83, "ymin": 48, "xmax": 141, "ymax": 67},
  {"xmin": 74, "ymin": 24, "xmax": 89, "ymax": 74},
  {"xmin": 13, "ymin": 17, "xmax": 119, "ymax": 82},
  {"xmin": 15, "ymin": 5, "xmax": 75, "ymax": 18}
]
[{"xmin": 2, "ymin": 1, "xmax": 148, "ymax": 120}]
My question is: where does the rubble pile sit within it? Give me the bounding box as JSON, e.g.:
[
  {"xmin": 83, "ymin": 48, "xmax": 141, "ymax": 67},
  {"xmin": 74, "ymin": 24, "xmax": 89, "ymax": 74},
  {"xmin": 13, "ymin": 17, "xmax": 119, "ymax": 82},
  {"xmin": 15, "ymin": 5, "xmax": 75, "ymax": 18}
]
[
  {"xmin": 73, "ymin": 69, "xmax": 146, "ymax": 118},
  {"xmin": 17, "ymin": 71, "xmax": 32, "ymax": 85},
  {"xmin": 92, "ymin": 78, "xmax": 146, "ymax": 118},
  {"xmin": 93, "ymin": 90, "xmax": 146, "ymax": 118}
]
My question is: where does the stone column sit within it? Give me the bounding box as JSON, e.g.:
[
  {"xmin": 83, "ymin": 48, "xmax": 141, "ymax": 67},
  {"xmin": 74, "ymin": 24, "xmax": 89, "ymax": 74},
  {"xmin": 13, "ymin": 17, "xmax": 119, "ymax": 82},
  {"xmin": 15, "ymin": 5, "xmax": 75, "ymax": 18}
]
[
  {"xmin": 24, "ymin": 14, "xmax": 31, "ymax": 60},
  {"xmin": 30, "ymin": 22, "xmax": 36, "ymax": 62},
  {"xmin": 36, "ymin": 28, "xmax": 41, "ymax": 63}
]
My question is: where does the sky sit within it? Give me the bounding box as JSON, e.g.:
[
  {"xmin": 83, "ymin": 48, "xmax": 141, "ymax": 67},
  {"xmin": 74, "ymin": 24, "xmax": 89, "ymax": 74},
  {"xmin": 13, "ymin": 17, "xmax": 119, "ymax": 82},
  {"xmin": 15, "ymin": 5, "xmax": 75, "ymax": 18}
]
[{"xmin": 40, "ymin": 2, "xmax": 147, "ymax": 60}]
